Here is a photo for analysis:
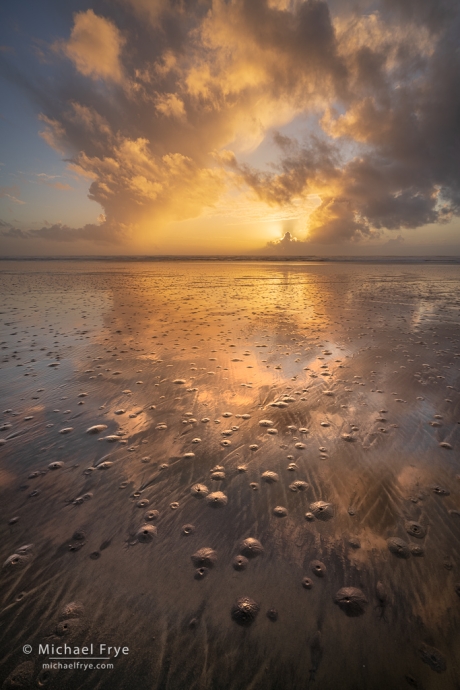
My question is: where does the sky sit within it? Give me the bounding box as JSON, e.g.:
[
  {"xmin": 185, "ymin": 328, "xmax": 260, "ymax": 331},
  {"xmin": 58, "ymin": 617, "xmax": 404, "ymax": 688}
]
[{"xmin": 1, "ymin": 0, "xmax": 460, "ymax": 256}]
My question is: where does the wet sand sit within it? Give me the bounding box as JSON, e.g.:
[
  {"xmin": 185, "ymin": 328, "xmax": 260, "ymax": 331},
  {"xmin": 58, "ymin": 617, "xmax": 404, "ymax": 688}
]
[{"xmin": 0, "ymin": 260, "xmax": 459, "ymax": 690}]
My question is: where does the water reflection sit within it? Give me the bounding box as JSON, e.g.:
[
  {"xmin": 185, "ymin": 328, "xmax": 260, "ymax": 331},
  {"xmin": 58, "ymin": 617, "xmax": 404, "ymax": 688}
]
[{"xmin": 0, "ymin": 261, "xmax": 459, "ymax": 689}]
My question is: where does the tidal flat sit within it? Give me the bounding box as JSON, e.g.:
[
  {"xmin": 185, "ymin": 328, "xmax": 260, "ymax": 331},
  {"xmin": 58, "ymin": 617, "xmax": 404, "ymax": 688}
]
[{"xmin": 0, "ymin": 260, "xmax": 459, "ymax": 689}]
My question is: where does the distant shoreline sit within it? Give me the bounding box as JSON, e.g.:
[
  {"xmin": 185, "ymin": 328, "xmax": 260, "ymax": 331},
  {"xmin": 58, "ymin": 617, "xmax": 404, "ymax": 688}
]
[{"xmin": 1, "ymin": 255, "xmax": 460, "ymax": 264}]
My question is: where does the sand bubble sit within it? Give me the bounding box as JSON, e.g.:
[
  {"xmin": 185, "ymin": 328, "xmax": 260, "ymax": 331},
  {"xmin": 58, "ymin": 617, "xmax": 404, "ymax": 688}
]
[
  {"xmin": 310, "ymin": 501, "xmax": 334, "ymax": 521},
  {"xmin": 261, "ymin": 471, "xmax": 279, "ymax": 483},
  {"xmin": 231, "ymin": 597, "xmax": 260, "ymax": 626},
  {"xmin": 191, "ymin": 548, "xmax": 217, "ymax": 568},
  {"xmin": 206, "ymin": 491, "xmax": 228, "ymax": 507},
  {"xmin": 333, "ymin": 587, "xmax": 368, "ymax": 616},
  {"xmin": 387, "ymin": 537, "xmax": 411, "ymax": 559},
  {"xmin": 191, "ymin": 484, "xmax": 209, "ymax": 498},
  {"xmin": 232, "ymin": 555, "xmax": 249, "ymax": 571},
  {"xmin": 405, "ymin": 521, "xmax": 426, "ymax": 539},
  {"xmin": 136, "ymin": 524, "xmax": 157, "ymax": 542},
  {"xmin": 239, "ymin": 538, "xmax": 264, "ymax": 558}
]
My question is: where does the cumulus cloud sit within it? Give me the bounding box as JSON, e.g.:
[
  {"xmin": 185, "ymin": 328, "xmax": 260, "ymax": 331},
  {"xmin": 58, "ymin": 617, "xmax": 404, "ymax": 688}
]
[
  {"xmin": 57, "ymin": 9, "xmax": 125, "ymax": 83},
  {"xmin": 154, "ymin": 92, "xmax": 186, "ymax": 120},
  {"xmin": 266, "ymin": 230, "xmax": 303, "ymax": 254},
  {"xmin": 226, "ymin": 2, "xmax": 460, "ymax": 244},
  {"xmin": 232, "ymin": 127, "xmax": 453, "ymax": 243},
  {"xmin": 2, "ymin": 0, "xmax": 459, "ymax": 250}
]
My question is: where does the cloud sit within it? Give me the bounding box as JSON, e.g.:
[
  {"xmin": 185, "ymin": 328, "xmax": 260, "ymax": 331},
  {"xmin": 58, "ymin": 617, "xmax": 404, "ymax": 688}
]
[
  {"xmin": 154, "ymin": 92, "xmax": 186, "ymax": 120},
  {"xmin": 0, "ymin": 185, "xmax": 26, "ymax": 204},
  {"xmin": 265, "ymin": 229, "xmax": 302, "ymax": 253},
  {"xmin": 71, "ymin": 136, "xmax": 226, "ymax": 228},
  {"xmin": 190, "ymin": 0, "xmax": 348, "ymax": 108},
  {"xmin": 235, "ymin": 130, "xmax": 454, "ymax": 243},
  {"xmin": 225, "ymin": 2, "xmax": 460, "ymax": 243},
  {"xmin": 0, "ymin": 220, "xmax": 126, "ymax": 244},
  {"xmin": 33, "ymin": 174, "xmax": 72, "ymax": 191},
  {"xmin": 382, "ymin": 233, "xmax": 405, "ymax": 248},
  {"xmin": 122, "ymin": 0, "xmax": 172, "ymax": 26},
  {"xmin": 50, "ymin": 182, "xmax": 72, "ymax": 191},
  {"xmin": 3, "ymin": 0, "xmax": 460, "ymax": 251},
  {"xmin": 57, "ymin": 9, "xmax": 125, "ymax": 83},
  {"xmin": 38, "ymin": 115, "xmax": 67, "ymax": 154}
]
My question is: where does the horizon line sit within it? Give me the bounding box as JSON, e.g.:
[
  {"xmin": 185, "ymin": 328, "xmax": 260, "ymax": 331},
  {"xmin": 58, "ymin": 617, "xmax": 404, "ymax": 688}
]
[{"xmin": 1, "ymin": 255, "xmax": 460, "ymax": 263}]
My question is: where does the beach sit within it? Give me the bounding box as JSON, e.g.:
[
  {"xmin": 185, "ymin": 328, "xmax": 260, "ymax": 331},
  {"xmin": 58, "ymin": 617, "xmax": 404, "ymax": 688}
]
[{"xmin": 0, "ymin": 259, "xmax": 459, "ymax": 689}]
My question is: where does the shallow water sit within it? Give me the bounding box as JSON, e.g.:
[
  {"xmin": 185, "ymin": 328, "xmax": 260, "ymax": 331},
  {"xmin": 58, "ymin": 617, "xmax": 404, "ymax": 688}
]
[{"xmin": 0, "ymin": 260, "xmax": 459, "ymax": 689}]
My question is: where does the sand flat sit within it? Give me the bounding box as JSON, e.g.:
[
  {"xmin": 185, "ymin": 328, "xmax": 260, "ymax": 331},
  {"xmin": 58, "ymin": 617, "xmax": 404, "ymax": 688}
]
[{"xmin": 0, "ymin": 260, "xmax": 459, "ymax": 689}]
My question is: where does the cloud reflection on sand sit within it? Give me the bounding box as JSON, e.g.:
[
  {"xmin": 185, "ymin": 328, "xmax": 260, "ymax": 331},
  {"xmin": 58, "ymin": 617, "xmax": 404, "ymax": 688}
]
[{"xmin": 0, "ymin": 260, "xmax": 459, "ymax": 689}]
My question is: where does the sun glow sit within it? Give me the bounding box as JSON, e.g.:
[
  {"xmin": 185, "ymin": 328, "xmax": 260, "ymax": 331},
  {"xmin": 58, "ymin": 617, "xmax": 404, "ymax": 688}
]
[{"xmin": 1, "ymin": 0, "xmax": 458, "ymax": 256}]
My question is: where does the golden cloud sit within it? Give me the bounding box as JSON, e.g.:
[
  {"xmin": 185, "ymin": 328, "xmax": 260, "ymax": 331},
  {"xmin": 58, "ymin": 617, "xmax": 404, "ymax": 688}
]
[
  {"xmin": 58, "ymin": 9, "xmax": 125, "ymax": 83},
  {"xmin": 2, "ymin": 0, "xmax": 459, "ymax": 252}
]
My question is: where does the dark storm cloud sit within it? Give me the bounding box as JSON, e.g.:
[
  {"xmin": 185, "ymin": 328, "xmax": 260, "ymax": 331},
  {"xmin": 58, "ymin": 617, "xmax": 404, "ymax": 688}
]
[
  {"xmin": 229, "ymin": 0, "xmax": 460, "ymax": 244},
  {"xmin": 380, "ymin": 0, "xmax": 456, "ymax": 33}
]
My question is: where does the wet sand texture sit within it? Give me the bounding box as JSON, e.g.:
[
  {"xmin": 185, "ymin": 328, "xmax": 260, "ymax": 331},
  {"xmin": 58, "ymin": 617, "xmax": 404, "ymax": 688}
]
[{"xmin": 0, "ymin": 260, "xmax": 460, "ymax": 689}]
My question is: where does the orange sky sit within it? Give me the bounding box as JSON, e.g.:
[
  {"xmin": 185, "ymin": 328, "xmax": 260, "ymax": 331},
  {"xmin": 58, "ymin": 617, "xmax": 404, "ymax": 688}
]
[{"xmin": 1, "ymin": 0, "xmax": 460, "ymax": 255}]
